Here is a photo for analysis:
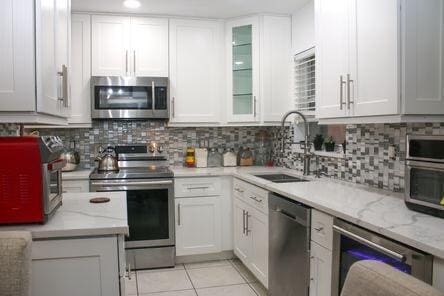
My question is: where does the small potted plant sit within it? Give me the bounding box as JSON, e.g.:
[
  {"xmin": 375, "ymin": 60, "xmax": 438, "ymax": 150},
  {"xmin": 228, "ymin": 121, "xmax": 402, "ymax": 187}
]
[
  {"xmin": 313, "ymin": 134, "xmax": 324, "ymax": 151},
  {"xmin": 324, "ymin": 136, "xmax": 336, "ymax": 152}
]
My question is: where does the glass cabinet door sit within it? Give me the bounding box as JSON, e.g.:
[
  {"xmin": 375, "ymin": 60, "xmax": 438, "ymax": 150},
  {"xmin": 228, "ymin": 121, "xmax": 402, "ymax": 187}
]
[{"xmin": 230, "ymin": 21, "xmax": 258, "ymax": 121}]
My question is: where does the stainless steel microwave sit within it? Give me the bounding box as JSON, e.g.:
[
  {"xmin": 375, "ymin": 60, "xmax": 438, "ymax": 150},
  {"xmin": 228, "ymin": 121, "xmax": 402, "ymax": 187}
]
[
  {"xmin": 91, "ymin": 76, "xmax": 169, "ymax": 119},
  {"xmin": 405, "ymin": 134, "xmax": 444, "ymax": 218}
]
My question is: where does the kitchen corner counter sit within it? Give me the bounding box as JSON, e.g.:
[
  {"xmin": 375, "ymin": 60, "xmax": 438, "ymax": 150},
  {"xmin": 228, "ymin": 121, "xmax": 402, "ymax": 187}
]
[
  {"xmin": 172, "ymin": 166, "xmax": 444, "ymax": 259},
  {"xmin": 1, "ymin": 192, "xmax": 128, "ymax": 240},
  {"xmin": 62, "ymin": 168, "xmax": 93, "ymax": 180}
]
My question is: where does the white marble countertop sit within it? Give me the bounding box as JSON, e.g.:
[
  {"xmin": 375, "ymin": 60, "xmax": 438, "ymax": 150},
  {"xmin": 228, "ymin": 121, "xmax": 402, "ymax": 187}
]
[
  {"xmin": 172, "ymin": 166, "xmax": 444, "ymax": 258},
  {"xmin": 62, "ymin": 169, "xmax": 93, "ymax": 180},
  {"xmin": 1, "ymin": 192, "xmax": 128, "ymax": 239}
]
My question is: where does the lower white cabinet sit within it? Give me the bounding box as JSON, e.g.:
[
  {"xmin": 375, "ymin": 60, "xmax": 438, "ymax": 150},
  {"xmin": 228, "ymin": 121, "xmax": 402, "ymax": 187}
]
[
  {"xmin": 233, "ymin": 196, "xmax": 269, "ymax": 288},
  {"xmin": 309, "ymin": 241, "xmax": 333, "ymax": 296},
  {"xmin": 175, "ymin": 196, "xmax": 222, "ymax": 256},
  {"xmin": 31, "ymin": 236, "xmax": 124, "ymax": 296},
  {"xmin": 433, "ymin": 257, "xmax": 444, "ymax": 292},
  {"xmin": 62, "ymin": 179, "xmax": 90, "ymax": 193}
]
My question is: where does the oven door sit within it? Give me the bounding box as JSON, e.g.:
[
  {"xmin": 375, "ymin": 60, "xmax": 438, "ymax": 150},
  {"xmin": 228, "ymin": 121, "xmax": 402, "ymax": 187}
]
[
  {"xmin": 90, "ymin": 179, "xmax": 175, "ymax": 248},
  {"xmin": 331, "ymin": 219, "xmax": 432, "ymax": 296},
  {"xmin": 405, "ymin": 160, "xmax": 444, "ymax": 211},
  {"xmin": 91, "ymin": 76, "xmax": 169, "ymax": 119}
]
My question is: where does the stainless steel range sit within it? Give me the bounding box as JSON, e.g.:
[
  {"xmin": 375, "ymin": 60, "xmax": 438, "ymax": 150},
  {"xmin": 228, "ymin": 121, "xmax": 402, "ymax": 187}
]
[{"xmin": 90, "ymin": 143, "xmax": 175, "ymax": 270}]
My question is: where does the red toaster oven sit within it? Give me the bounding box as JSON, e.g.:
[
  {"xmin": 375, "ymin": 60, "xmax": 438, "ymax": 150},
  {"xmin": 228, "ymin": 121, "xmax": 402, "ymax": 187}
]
[{"xmin": 0, "ymin": 136, "xmax": 65, "ymax": 224}]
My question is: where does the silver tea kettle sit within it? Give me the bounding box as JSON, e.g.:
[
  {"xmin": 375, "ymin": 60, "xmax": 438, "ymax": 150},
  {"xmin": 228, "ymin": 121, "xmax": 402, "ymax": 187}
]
[
  {"xmin": 97, "ymin": 146, "xmax": 119, "ymax": 172},
  {"xmin": 61, "ymin": 140, "xmax": 80, "ymax": 172}
]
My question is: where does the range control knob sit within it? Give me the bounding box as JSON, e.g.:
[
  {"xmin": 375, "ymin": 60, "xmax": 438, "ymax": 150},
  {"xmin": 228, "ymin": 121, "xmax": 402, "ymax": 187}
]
[
  {"xmin": 157, "ymin": 145, "xmax": 164, "ymax": 154},
  {"xmin": 148, "ymin": 143, "xmax": 156, "ymax": 153}
]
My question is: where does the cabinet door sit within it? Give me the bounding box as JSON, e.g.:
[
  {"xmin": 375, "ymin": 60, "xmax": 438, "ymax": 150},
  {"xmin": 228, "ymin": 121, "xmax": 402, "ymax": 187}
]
[
  {"xmin": 92, "ymin": 15, "xmax": 131, "ymax": 76},
  {"xmin": 315, "ymin": 0, "xmax": 349, "ymax": 119},
  {"xmin": 130, "ymin": 17, "xmax": 168, "ymax": 77},
  {"xmin": 0, "ymin": 0, "xmax": 36, "ymax": 111},
  {"xmin": 248, "ymin": 208, "xmax": 269, "ymax": 288},
  {"xmin": 403, "ymin": 0, "xmax": 444, "ymax": 115},
  {"xmin": 350, "ymin": 0, "xmax": 399, "ymax": 117},
  {"xmin": 226, "ymin": 16, "xmax": 260, "ymax": 123},
  {"xmin": 309, "ymin": 242, "xmax": 333, "ymax": 296},
  {"xmin": 175, "ymin": 196, "xmax": 222, "ymax": 256},
  {"xmin": 169, "ymin": 19, "xmax": 223, "ymax": 123},
  {"xmin": 261, "ymin": 16, "xmax": 293, "ymax": 122},
  {"xmin": 70, "ymin": 14, "xmax": 91, "ymax": 125},
  {"xmin": 233, "ymin": 198, "xmax": 252, "ymax": 262},
  {"xmin": 31, "ymin": 237, "xmax": 120, "ymax": 296}
]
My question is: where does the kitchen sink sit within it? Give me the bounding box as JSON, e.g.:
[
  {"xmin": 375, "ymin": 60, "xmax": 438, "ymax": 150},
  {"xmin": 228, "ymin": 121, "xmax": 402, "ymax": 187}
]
[{"xmin": 254, "ymin": 174, "xmax": 309, "ymax": 183}]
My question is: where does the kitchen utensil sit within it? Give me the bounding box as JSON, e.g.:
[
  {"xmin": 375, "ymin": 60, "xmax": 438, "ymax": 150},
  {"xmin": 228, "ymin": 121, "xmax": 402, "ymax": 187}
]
[
  {"xmin": 97, "ymin": 146, "xmax": 119, "ymax": 172},
  {"xmin": 61, "ymin": 140, "xmax": 80, "ymax": 172}
]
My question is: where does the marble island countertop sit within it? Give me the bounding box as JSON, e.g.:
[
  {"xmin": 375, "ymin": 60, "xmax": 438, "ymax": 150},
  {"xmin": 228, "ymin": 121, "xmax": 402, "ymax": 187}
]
[
  {"xmin": 1, "ymin": 192, "xmax": 128, "ymax": 239},
  {"xmin": 172, "ymin": 166, "xmax": 444, "ymax": 258}
]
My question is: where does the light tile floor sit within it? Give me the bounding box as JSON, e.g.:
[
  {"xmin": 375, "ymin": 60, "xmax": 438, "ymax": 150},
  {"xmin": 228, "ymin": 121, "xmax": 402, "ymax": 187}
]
[{"xmin": 126, "ymin": 259, "xmax": 268, "ymax": 296}]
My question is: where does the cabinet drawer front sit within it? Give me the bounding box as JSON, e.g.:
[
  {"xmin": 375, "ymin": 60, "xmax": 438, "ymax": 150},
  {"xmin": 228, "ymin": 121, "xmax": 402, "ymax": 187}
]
[
  {"xmin": 175, "ymin": 177, "xmax": 221, "ymax": 197},
  {"xmin": 233, "ymin": 178, "xmax": 269, "ymax": 214},
  {"xmin": 311, "ymin": 209, "xmax": 334, "ymax": 250},
  {"xmin": 62, "ymin": 180, "xmax": 90, "ymax": 193}
]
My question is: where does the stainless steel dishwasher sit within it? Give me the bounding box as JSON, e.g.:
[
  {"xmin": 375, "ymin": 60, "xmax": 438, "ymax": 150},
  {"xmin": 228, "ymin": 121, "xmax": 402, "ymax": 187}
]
[{"xmin": 269, "ymin": 193, "xmax": 311, "ymax": 296}]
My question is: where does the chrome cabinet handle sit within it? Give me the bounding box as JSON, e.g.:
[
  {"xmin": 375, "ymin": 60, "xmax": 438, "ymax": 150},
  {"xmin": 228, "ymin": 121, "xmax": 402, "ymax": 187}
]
[
  {"xmin": 234, "ymin": 188, "xmax": 244, "ymax": 193},
  {"xmin": 133, "ymin": 50, "xmax": 136, "ymax": 76},
  {"xmin": 339, "ymin": 75, "xmax": 346, "ymax": 110},
  {"xmin": 245, "ymin": 212, "xmax": 251, "ymax": 236},
  {"xmin": 314, "ymin": 226, "xmax": 324, "ymax": 232},
  {"xmin": 333, "ymin": 225, "xmax": 406, "ymax": 261},
  {"xmin": 242, "ymin": 210, "xmax": 246, "ymax": 234},
  {"xmin": 126, "ymin": 50, "xmax": 129, "ymax": 75},
  {"xmin": 347, "ymin": 74, "xmax": 354, "ymax": 109},
  {"xmin": 172, "ymin": 97, "xmax": 175, "ymax": 117},
  {"xmin": 151, "ymin": 81, "xmax": 155, "ymax": 110},
  {"xmin": 57, "ymin": 65, "xmax": 68, "ymax": 107},
  {"xmin": 253, "ymin": 96, "xmax": 257, "ymax": 117},
  {"xmin": 177, "ymin": 203, "xmax": 181, "ymax": 226},
  {"xmin": 188, "ymin": 186, "xmax": 210, "ymax": 190},
  {"xmin": 126, "ymin": 263, "xmax": 132, "ymax": 280},
  {"xmin": 249, "ymin": 196, "xmax": 263, "ymax": 203}
]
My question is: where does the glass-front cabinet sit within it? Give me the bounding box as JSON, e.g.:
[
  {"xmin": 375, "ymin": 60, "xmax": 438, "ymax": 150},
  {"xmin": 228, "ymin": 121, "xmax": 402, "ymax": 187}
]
[{"xmin": 227, "ymin": 17, "xmax": 260, "ymax": 122}]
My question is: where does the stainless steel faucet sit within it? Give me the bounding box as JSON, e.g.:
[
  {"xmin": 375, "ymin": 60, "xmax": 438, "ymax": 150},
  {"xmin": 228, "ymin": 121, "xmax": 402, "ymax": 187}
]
[{"xmin": 280, "ymin": 110, "xmax": 311, "ymax": 175}]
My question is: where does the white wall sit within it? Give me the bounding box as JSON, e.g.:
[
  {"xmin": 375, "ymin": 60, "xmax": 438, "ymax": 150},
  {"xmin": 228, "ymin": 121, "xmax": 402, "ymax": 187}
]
[{"xmin": 292, "ymin": 0, "xmax": 315, "ymax": 55}]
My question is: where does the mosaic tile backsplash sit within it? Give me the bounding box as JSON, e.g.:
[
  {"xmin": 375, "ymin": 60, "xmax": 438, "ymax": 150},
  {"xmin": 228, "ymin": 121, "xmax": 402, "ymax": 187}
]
[{"xmin": 2, "ymin": 121, "xmax": 444, "ymax": 193}]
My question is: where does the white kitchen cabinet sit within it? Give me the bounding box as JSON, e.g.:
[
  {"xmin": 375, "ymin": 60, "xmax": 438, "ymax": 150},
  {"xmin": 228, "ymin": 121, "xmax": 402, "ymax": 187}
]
[
  {"xmin": 433, "ymin": 257, "xmax": 444, "ymax": 292},
  {"xmin": 292, "ymin": 1, "xmax": 315, "ymax": 55},
  {"xmin": 0, "ymin": 0, "xmax": 70, "ymax": 124},
  {"xmin": 92, "ymin": 15, "xmax": 168, "ymax": 77},
  {"xmin": 226, "ymin": 17, "xmax": 260, "ymax": 123},
  {"xmin": 316, "ymin": 0, "xmax": 444, "ymax": 123},
  {"xmin": 261, "ymin": 16, "xmax": 293, "ymax": 122},
  {"xmin": 169, "ymin": 19, "xmax": 224, "ymax": 124},
  {"xmin": 175, "ymin": 196, "xmax": 222, "ymax": 256},
  {"xmin": 131, "ymin": 17, "xmax": 169, "ymax": 77},
  {"xmin": 92, "ymin": 15, "xmax": 130, "ymax": 76},
  {"xmin": 233, "ymin": 178, "xmax": 269, "ymax": 288},
  {"xmin": 31, "ymin": 236, "xmax": 123, "ymax": 296},
  {"xmin": 309, "ymin": 241, "xmax": 333, "ymax": 296},
  {"xmin": 70, "ymin": 14, "xmax": 92, "ymax": 126}
]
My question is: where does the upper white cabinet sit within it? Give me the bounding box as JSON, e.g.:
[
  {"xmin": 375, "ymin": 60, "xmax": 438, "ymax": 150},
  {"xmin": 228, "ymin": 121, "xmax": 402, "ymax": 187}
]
[
  {"xmin": 316, "ymin": 0, "xmax": 444, "ymax": 122},
  {"xmin": 169, "ymin": 19, "xmax": 224, "ymax": 124},
  {"xmin": 92, "ymin": 15, "xmax": 168, "ymax": 77},
  {"xmin": 70, "ymin": 13, "xmax": 91, "ymax": 126},
  {"xmin": 292, "ymin": 1, "xmax": 315, "ymax": 55},
  {"xmin": 226, "ymin": 15, "xmax": 292, "ymax": 124},
  {"xmin": 0, "ymin": 0, "xmax": 71, "ymax": 124}
]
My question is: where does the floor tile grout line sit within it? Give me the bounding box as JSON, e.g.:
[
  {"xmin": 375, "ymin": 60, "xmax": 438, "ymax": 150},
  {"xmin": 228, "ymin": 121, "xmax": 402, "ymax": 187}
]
[{"xmin": 183, "ymin": 264, "xmax": 198, "ymax": 295}]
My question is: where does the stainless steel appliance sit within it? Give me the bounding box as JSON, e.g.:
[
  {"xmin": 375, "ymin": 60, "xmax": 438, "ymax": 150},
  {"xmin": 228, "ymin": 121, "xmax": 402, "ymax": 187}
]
[
  {"xmin": 61, "ymin": 140, "xmax": 80, "ymax": 172},
  {"xmin": 90, "ymin": 144, "xmax": 175, "ymax": 270},
  {"xmin": 91, "ymin": 76, "xmax": 169, "ymax": 119},
  {"xmin": 0, "ymin": 136, "xmax": 65, "ymax": 224},
  {"xmin": 96, "ymin": 146, "xmax": 120, "ymax": 172},
  {"xmin": 332, "ymin": 219, "xmax": 433, "ymax": 296},
  {"xmin": 405, "ymin": 135, "xmax": 444, "ymax": 218},
  {"xmin": 269, "ymin": 193, "xmax": 311, "ymax": 296}
]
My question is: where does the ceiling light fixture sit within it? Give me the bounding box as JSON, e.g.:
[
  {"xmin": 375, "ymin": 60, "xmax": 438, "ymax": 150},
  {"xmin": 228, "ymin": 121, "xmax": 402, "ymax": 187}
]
[{"xmin": 123, "ymin": 0, "xmax": 141, "ymax": 9}]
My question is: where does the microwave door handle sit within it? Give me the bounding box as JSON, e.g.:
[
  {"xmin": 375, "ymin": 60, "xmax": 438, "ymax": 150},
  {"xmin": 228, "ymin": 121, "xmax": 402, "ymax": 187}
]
[
  {"xmin": 333, "ymin": 225, "xmax": 406, "ymax": 262},
  {"xmin": 152, "ymin": 81, "xmax": 155, "ymax": 111}
]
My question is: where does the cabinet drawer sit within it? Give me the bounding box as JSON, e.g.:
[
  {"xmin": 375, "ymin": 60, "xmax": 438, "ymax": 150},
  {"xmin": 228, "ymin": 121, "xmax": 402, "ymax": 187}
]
[
  {"xmin": 233, "ymin": 178, "xmax": 269, "ymax": 214},
  {"xmin": 311, "ymin": 209, "xmax": 334, "ymax": 250},
  {"xmin": 62, "ymin": 180, "xmax": 90, "ymax": 193},
  {"xmin": 175, "ymin": 177, "xmax": 221, "ymax": 197}
]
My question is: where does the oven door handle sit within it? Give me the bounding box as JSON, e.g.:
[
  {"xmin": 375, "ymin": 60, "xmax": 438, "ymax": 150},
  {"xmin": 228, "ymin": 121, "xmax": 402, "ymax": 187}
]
[
  {"xmin": 91, "ymin": 180, "xmax": 173, "ymax": 187},
  {"xmin": 333, "ymin": 225, "xmax": 406, "ymax": 262}
]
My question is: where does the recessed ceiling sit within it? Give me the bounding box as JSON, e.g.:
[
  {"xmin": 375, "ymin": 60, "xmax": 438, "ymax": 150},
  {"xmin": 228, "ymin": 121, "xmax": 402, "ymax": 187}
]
[{"xmin": 72, "ymin": 0, "xmax": 311, "ymax": 18}]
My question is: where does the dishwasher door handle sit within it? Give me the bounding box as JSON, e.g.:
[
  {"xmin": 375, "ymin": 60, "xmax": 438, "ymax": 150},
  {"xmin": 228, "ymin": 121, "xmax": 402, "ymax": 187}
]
[{"xmin": 274, "ymin": 209, "xmax": 309, "ymax": 227}]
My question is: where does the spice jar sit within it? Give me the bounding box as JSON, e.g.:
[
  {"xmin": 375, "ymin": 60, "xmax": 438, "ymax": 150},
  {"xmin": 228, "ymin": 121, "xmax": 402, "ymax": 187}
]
[{"xmin": 185, "ymin": 147, "xmax": 196, "ymax": 167}]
